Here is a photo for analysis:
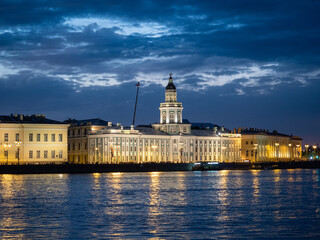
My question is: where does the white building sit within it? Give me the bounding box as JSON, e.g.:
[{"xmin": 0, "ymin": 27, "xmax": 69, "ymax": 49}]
[{"xmin": 88, "ymin": 75, "xmax": 241, "ymax": 163}]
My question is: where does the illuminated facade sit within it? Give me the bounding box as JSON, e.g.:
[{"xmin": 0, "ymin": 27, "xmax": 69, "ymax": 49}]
[
  {"xmin": 88, "ymin": 75, "xmax": 241, "ymax": 164},
  {"xmin": 0, "ymin": 114, "xmax": 68, "ymax": 164},
  {"xmin": 236, "ymin": 128, "xmax": 302, "ymax": 162},
  {"xmin": 65, "ymin": 118, "xmax": 109, "ymax": 163}
]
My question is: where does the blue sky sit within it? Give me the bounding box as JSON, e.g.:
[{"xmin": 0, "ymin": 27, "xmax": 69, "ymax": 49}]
[{"xmin": 0, "ymin": 0, "xmax": 319, "ymax": 144}]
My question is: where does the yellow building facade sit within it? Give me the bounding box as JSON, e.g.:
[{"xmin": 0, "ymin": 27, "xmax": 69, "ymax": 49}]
[
  {"xmin": 236, "ymin": 128, "xmax": 302, "ymax": 162},
  {"xmin": 0, "ymin": 114, "xmax": 69, "ymax": 164},
  {"xmin": 65, "ymin": 118, "xmax": 109, "ymax": 163}
]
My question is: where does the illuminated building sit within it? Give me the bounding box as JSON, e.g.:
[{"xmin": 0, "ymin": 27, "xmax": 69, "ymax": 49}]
[
  {"xmin": 0, "ymin": 114, "xmax": 68, "ymax": 164},
  {"xmin": 235, "ymin": 128, "xmax": 302, "ymax": 162},
  {"xmin": 64, "ymin": 118, "xmax": 109, "ymax": 163},
  {"xmin": 88, "ymin": 75, "xmax": 241, "ymax": 163}
]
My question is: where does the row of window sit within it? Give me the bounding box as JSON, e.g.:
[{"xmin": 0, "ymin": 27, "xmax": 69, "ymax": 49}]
[
  {"xmin": 3, "ymin": 133, "xmax": 20, "ymax": 142},
  {"xmin": 68, "ymin": 142, "xmax": 87, "ymax": 151},
  {"xmin": 29, "ymin": 133, "xmax": 63, "ymax": 142},
  {"xmin": 2, "ymin": 133, "xmax": 64, "ymax": 142},
  {"xmin": 28, "ymin": 150, "xmax": 63, "ymax": 159},
  {"xmin": 3, "ymin": 150, "xmax": 63, "ymax": 159},
  {"xmin": 68, "ymin": 128, "xmax": 88, "ymax": 137}
]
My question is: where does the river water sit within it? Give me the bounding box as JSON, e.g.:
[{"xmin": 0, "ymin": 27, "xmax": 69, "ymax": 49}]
[{"xmin": 1, "ymin": 169, "xmax": 320, "ymax": 239}]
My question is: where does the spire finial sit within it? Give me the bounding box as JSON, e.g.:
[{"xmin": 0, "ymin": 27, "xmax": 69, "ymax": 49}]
[{"xmin": 169, "ymin": 73, "xmax": 173, "ymax": 78}]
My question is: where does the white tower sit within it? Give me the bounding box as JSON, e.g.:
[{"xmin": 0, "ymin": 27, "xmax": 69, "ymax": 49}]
[{"xmin": 152, "ymin": 74, "xmax": 191, "ymax": 134}]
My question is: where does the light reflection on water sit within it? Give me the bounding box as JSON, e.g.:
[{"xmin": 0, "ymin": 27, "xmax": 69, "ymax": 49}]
[{"xmin": 1, "ymin": 170, "xmax": 320, "ymax": 239}]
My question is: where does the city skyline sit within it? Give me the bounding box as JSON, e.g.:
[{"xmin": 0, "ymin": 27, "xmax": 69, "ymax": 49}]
[{"xmin": 0, "ymin": 1, "xmax": 319, "ymax": 144}]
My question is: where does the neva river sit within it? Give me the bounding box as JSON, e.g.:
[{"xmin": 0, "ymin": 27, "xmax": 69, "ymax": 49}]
[{"xmin": 1, "ymin": 169, "xmax": 320, "ymax": 239}]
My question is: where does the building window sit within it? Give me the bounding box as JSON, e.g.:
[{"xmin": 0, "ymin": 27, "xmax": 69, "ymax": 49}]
[
  {"xmin": 73, "ymin": 144, "xmax": 75, "ymax": 151},
  {"xmin": 4, "ymin": 150, "xmax": 8, "ymax": 158},
  {"xmin": 15, "ymin": 151, "xmax": 19, "ymax": 159},
  {"xmin": 29, "ymin": 134, "xmax": 33, "ymax": 142},
  {"xmin": 246, "ymin": 141, "xmax": 248, "ymax": 145},
  {"xmin": 84, "ymin": 128, "xmax": 87, "ymax": 135},
  {"xmin": 78, "ymin": 143, "xmax": 81, "ymax": 150},
  {"xmin": 51, "ymin": 134, "xmax": 55, "ymax": 142},
  {"xmin": 84, "ymin": 143, "xmax": 87, "ymax": 150},
  {"xmin": 4, "ymin": 133, "xmax": 8, "ymax": 142},
  {"xmin": 29, "ymin": 150, "xmax": 33, "ymax": 159},
  {"xmin": 44, "ymin": 134, "xmax": 48, "ymax": 142},
  {"xmin": 251, "ymin": 141, "xmax": 253, "ymax": 145},
  {"xmin": 44, "ymin": 151, "xmax": 48, "ymax": 158},
  {"xmin": 59, "ymin": 150, "xmax": 63, "ymax": 158},
  {"xmin": 37, "ymin": 134, "xmax": 40, "ymax": 142},
  {"xmin": 15, "ymin": 133, "xmax": 19, "ymax": 142},
  {"xmin": 59, "ymin": 134, "xmax": 63, "ymax": 142},
  {"xmin": 51, "ymin": 150, "xmax": 55, "ymax": 158},
  {"xmin": 246, "ymin": 150, "xmax": 248, "ymax": 157},
  {"xmin": 37, "ymin": 150, "xmax": 40, "ymax": 158},
  {"xmin": 78, "ymin": 129, "xmax": 80, "ymax": 135},
  {"xmin": 251, "ymin": 150, "xmax": 254, "ymax": 157}
]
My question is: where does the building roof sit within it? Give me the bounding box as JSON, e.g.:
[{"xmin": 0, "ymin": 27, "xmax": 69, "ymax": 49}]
[
  {"xmin": 237, "ymin": 128, "xmax": 302, "ymax": 140},
  {"xmin": 64, "ymin": 118, "xmax": 109, "ymax": 126},
  {"xmin": 0, "ymin": 114, "xmax": 65, "ymax": 124}
]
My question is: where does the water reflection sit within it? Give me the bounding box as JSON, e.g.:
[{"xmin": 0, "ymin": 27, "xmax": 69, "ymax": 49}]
[
  {"xmin": 1, "ymin": 170, "xmax": 320, "ymax": 239},
  {"xmin": 251, "ymin": 170, "xmax": 261, "ymax": 198},
  {"xmin": 217, "ymin": 170, "xmax": 229, "ymax": 222},
  {"xmin": 148, "ymin": 172, "xmax": 161, "ymax": 235},
  {"xmin": 0, "ymin": 175, "xmax": 26, "ymax": 239}
]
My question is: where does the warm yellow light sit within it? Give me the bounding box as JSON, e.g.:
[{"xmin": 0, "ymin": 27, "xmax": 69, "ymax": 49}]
[
  {"xmin": 288, "ymin": 144, "xmax": 292, "ymax": 147},
  {"xmin": 275, "ymin": 143, "xmax": 279, "ymax": 146},
  {"xmin": 305, "ymin": 145, "xmax": 309, "ymax": 148},
  {"xmin": 313, "ymin": 146, "xmax": 317, "ymax": 149}
]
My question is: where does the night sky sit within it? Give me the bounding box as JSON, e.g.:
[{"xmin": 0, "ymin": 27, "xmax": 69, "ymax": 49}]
[{"xmin": 0, "ymin": 1, "xmax": 319, "ymax": 144}]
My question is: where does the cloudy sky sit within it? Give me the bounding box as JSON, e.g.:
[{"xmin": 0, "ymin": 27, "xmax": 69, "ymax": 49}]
[{"xmin": 0, "ymin": 0, "xmax": 319, "ymax": 144}]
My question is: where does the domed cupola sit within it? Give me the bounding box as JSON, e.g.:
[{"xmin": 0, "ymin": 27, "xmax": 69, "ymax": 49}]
[
  {"xmin": 166, "ymin": 73, "xmax": 176, "ymax": 91},
  {"xmin": 152, "ymin": 73, "xmax": 191, "ymax": 134}
]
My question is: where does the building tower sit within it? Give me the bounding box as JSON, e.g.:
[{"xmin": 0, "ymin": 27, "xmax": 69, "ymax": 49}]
[{"xmin": 152, "ymin": 74, "xmax": 191, "ymax": 134}]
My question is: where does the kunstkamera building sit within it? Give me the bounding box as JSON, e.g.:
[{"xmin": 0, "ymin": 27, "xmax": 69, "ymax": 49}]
[{"xmin": 87, "ymin": 75, "xmax": 242, "ymax": 164}]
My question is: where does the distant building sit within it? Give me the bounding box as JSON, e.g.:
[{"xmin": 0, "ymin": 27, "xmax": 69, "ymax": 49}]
[
  {"xmin": 0, "ymin": 114, "xmax": 68, "ymax": 164},
  {"xmin": 88, "ymin": 75, "xmax": 241, "ymax": 164},
  {"xmin": 235, "ymin": 128, "xmax": 302, "ymax": 162},
  {"xmin": 64, "ymin": 118, "xmax": 109, "ymax": 163}
]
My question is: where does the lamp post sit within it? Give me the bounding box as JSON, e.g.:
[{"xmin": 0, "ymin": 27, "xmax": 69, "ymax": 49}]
[
  {"xmin": 305, "ymin": 145, "xmax": 309, "ymax": 159},
  {"xmin": 4, "ymin": 143, "xmax": 11, "ymax": 165},
  {"xmin": 295, "ymin": 145, "xmax": 300, "ymax": 159},
  {"xmin": 15, "ymin": 141, "xmax": 22, "ymax": 164},
  {"xmin": 179, "ymin": 141, "xmax": 184, "ymax": 163},
  {"xmin": 275, "ymin": 143, "xmax": 279, "ymax": 162},
  {"xmin": 288, "ymin": 143, "xmax": 292, "ymax": 161},
  {"xmin": 254, "ymin": 143, "xmax": 258, "ymax": 163},
  {"xmin": 151, "ymin": 145, "xmax": 158, "ymax": 162}
]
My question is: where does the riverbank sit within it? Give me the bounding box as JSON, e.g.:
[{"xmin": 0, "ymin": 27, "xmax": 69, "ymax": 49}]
[{"xmin": 1, "ymin": 161, "xmax": 320, "ymax": 174}]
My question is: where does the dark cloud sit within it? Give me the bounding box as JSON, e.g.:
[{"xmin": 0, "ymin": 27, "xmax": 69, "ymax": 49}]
[{"xmin": 0, "ymin": 0, "xmax": 319, "ymax": 144}]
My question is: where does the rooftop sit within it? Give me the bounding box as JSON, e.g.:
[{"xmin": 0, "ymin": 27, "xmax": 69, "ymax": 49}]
[
  {"xmin": 0, "ymin": 114, "xmax": 65, "ymax": 124},
  {"xmin": 64, "ymin": 118, "xmax": 110, "ymax": 127}
]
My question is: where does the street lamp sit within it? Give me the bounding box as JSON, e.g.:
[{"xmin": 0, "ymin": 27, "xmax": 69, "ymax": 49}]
[
  {"xmin": 275, "ymin": 143, "xmax": 279, "ymax": 162},
  {"xmin": 288, "ymin": 143, "xmax": 292, "ymax": 160},
  {"xmin": 3, "ymin": 143, "xmax": 11, "ymax": 165},
  {"xmin": 254, "ymin": 143, "xmax": 258, "ymax": 163},
  {"xmin": 151, "ymin": 145, "xmax": 158, "ymax": 162},
  {"xmin": 305, "ymin": 145, "xmax": 309, "ymax": 159},
  {"xmin": 179, "ymin": 141, "xmax": 184, "ymax": 163},
  {"xmin": 15, "ymin": 141, "xmax": 22, "ymax": 164}
]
